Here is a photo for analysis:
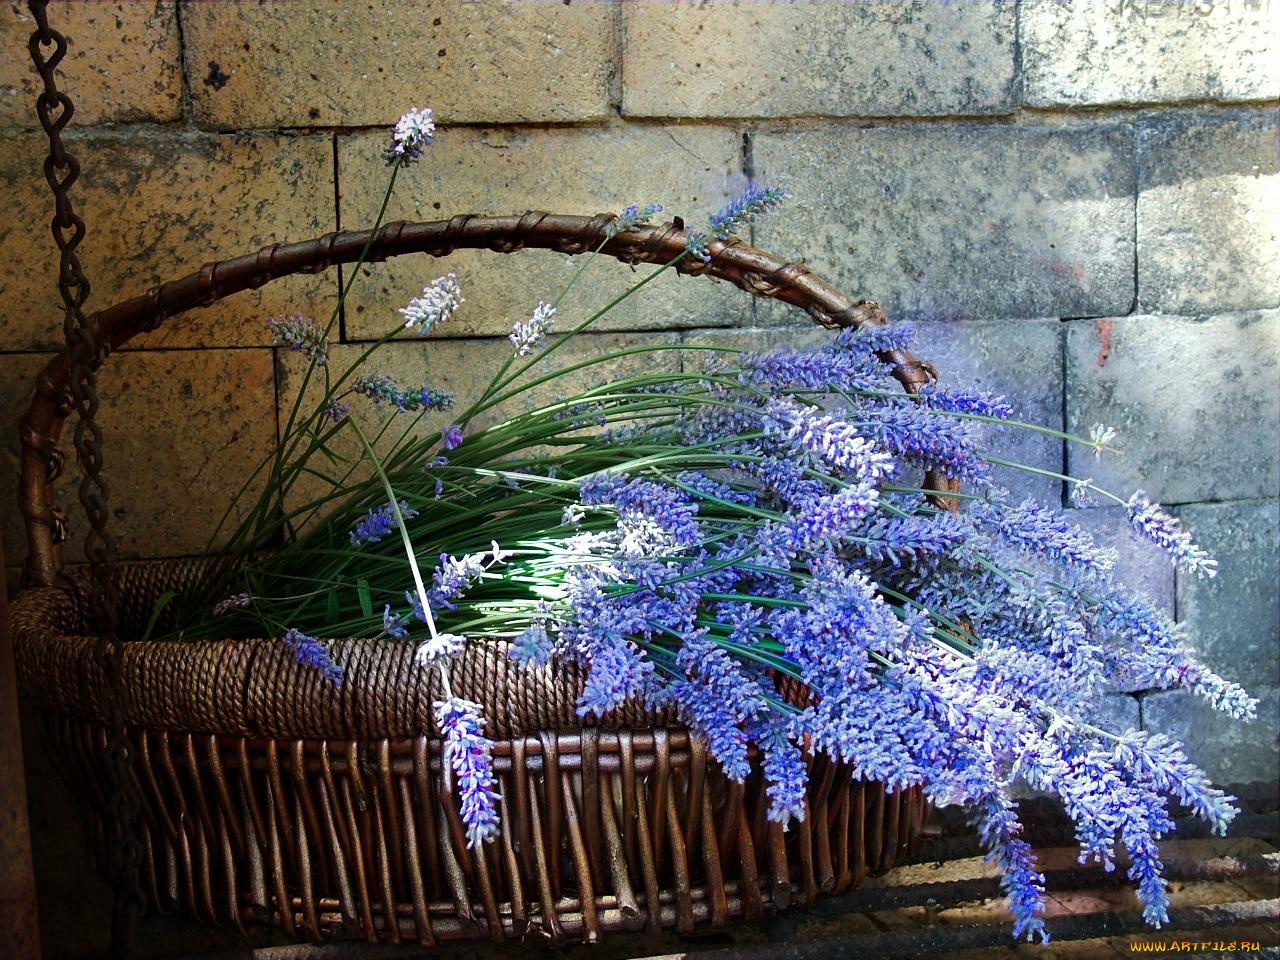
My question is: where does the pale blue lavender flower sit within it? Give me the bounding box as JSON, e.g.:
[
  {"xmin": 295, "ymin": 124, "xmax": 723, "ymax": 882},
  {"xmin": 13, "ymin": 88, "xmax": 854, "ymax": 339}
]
[
  {"xmin": 607, "ymin": 202, "xmax": 664, "ymax": 238},
  {"xmin": 266, "ymin": 313, "xmax": 329, "ymax": 365},
  {"xmin": 350, "ymin": 499, "xmax": 418, "ymax": 547},
  {"xmin": 761, "ymin": 722, "xmax": 808, "ymax": 827},
  {"xmin": 386, "ymin": 106, "xmax": 435, "ymax": 166},
  {"xmin": 763, "ymin": 398, "xmax": 897, "ymax": 480},
  {"xmin": 708, "ymin": 182, "xmax": 787, "ymax": 237},
  {"xmin": 978, "ymin": 499, "xmax": 1114, "ymax": 577},
  {"xmin": 672, "ymin": 632, "xmax": 770, "ymax": 780},
  {"xmin": 434, "ymin": 696, "xmax": 500, "ymax": 846},
  {"xmin": 284, "ymin": 628, "xmax": 343, "ymax": 686},
  {"xmin": 400, "ymin": 273, "xmax": 463, "ymax": 335},
  {"xmin": 508, "ymin": 622, "xmax": 553, "ymax": 667},
  {"xmin": 576, "ymin": 636, "xmax": 656, "ymax": 719},
  {"xmin": 1126, "ymin": 491, "xmax": 1218, "ymax": 578},
  {"xmin": 785, "ymin": 480, "xmax": 881, "ymax": 551},
  {"xmin": 509, "ymin": 301, "xmax": 556, "ymax": 356},
  {"xmin": 686, "ymin": 182, "xmax": 786, "ymax": 261},
  {"xmin": 916, "ymin": 383, "xmax": 1014, "ymax": 420}
]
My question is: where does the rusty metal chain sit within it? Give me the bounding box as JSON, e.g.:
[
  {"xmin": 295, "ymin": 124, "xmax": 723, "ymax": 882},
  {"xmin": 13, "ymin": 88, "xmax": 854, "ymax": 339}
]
[{"xmin": 26, "ymin": 3, "xmax": 145, "ymax": 956}]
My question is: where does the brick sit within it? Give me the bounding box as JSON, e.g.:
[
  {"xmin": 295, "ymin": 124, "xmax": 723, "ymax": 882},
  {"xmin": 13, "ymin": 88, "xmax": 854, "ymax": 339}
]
[
  {"xmin": 0, "ymin": 131, "xmax": 337, "ymax": 351},
  {"xmin": 0, "ymin": 350, "xmax": 277, "ymax": 565},
  {"xmin": 182, "ymin": 0, "xmax": 613, "ymax": 130},
  {"xmin": 1172, "ymin": 501, "xmax": 1279, "ymax": 688},
  {"xmin": 680, "ymin": 318, "xmax": 1062, "ymax": 502},
  {"xmin": 1065, "ymin": 311, "xmax": 1280, "ymax": 503},
  {"xmin": 1143, "ymin": 686, "xmax": 1279, "ymax": 785},
  {"xmin": 277, "ymin": 332, "xmax": 681, "ymax": 521},
  {"xmin": 0, "ymin": 1, "xmax": 182, "ymax": 126},
  {"xmin": 338, "ymin": 126, "xmax": 748, "ymax": 341},
  {"xmin": 622, "ymin": 1, "xmax": 1016, "ymax": 119},
  {"xmin": 1088, "ymin": 693, "xmax": 1141, "ymax": 734},
  {"xmin": 753, "ymin": 123, "xmax": 1135, "ymax": 323},
  {"xmin": 1138, "ymin": 109, "xmax": 1280, "ymax": 314},
  {"xmin": 1022, "ymin": 0, "xmax": 1280, "ymax": 107}
]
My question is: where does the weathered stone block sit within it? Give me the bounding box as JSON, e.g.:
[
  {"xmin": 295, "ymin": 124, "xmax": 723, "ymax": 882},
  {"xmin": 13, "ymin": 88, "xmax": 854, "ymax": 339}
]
[
  {"xmin": 1143, "ymin": 686, "xmax": 1279, "ymax": 785},
  {"xmin": 680, "ymin": 317, "xmax": 1063, "ymax": 503},
  {"xmin": 1022, "ymin": 0, "xmax": 1280, "ymax": 107},
  {"xmin": 1138, "ymin": 109, "xmax": 1279, "ymax": 314},
  {"xmin": 1088, "ymin": 692, "xmax": 1142, "ymax": 734},
  {"xmin": 338, "ymin": 126, "xmax": 747, "ymax": 341},
  {"xmin": 753, "ymin": 123, "xmax": 1135, "ymax": 323},
  {"xmin": 277, "ymin": 332, "xmax": 681, "ymax": 522},
  {"xmin": 0, "ymin": 1, "xmax": 182, "ymax": 126},
  {"xmin": 0, "ymin": 350, "xmax": 277, "ymax": 564},
  {"xmin": 1065, "ymin": 311, "xmax": 1280, "ymax": 503},
  {"xmin": 1172, "ymin": 500, "xmax": 1279, "ymax": 687},
  {"xmin": 182, "ymin": 0, "xmax": 613, "ymax": 130},
  {"xmin": 0, "ymin": 132, "xmax": 337, "ymax": 351},
  {"xmin": 622, "ymin": 0, "xmax": 1017, "ymax": 118}
]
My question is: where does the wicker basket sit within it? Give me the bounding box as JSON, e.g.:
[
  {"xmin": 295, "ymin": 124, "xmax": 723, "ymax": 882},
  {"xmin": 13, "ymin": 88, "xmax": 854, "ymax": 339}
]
[{"xmin": 12, "ymin": 214, "xmax": 938, "ymax": 944}]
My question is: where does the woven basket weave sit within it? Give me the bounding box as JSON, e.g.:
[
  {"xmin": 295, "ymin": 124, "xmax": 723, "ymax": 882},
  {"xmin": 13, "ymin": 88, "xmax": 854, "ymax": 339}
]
[{"xmin": 12, "ymin": 214, "xmax": 936, "ymax": 944}]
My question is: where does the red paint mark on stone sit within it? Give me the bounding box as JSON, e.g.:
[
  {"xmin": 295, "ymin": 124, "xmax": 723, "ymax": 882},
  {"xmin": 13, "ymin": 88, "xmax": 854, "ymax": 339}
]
[{"xmin": 1096, "ymin": 318, "xmax": 1113, "ymax": 368}]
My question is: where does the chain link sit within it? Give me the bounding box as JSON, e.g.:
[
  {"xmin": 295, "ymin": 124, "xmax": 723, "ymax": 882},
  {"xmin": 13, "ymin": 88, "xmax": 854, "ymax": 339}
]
[{"xmin": 26, "ymin": 3, "xmax": 146, "ymax": 956}]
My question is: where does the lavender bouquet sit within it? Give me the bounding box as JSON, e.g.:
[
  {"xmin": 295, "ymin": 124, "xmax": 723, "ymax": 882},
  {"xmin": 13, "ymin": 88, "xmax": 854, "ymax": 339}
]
[{"xmin": 175, "ymin": 108, "xmax": 1256, "ymax": 943}]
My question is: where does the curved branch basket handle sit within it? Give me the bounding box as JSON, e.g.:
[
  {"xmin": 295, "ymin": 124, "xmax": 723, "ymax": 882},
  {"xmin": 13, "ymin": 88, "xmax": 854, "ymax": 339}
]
[{"xmin": 19, "ymin": 212, "xmax": 953, "ymax": 587}]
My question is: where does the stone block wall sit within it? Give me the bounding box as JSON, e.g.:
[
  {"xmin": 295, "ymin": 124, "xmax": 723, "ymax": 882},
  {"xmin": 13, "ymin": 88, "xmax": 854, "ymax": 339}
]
[{"xmin": 1, "ymin": 0, "xmax": 1276, "ymax": 780}]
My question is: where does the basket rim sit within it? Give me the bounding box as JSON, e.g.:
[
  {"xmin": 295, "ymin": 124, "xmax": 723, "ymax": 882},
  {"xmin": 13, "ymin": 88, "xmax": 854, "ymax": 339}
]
[{"xmin": 16, "ymin": 212, "xmax": 946, "ymax": 589}]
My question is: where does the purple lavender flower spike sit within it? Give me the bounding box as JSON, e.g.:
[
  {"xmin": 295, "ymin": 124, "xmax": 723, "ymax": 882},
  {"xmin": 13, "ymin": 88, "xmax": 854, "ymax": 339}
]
[
  {"xmin": 978, "ymin": 499, "xmax": 1114, "ymax": 577},
  {"xmin": 916, "ymin": 383, "xmax": 1015, "ymax": 420},
  {"xmin": 785, "ymin": 480, "xmax": 881, "ymax": 551},
  {"xmin": 1126, "ymin": 491, "xmax": 1218, "ymax": 578},
  {"xmin": 434, "ymin": 696, "xmax": 500, "ymax": 846},
  {"xmin": 761, "ymin": 722, "xmax": 809, "ymax": 827},
  {"xmin": 576, "ymin": 637, "xmax": 655, "ymax": 719},
  {"xmin": 353, "ymin": 373, "xmax": 454, "ymax": 414},
  {"xmin": 442, "ymin": 424, "xmax": 464, "ymax": 450},
  {"xmin": 708, "ymin": 182, "xmax": 787, "ymax": 238},
  {"xmin": 607, "ymin": 202, "xmax": 664, "ymax": 237},
  {"xmin": 430, "ymin": 551, "xmax": 489, "ymax": 611},
  {"xmin": 324, "ymin": 399, "xmax": 349, "ymax": 423},
  {"xmin": 350, "ymin": 499, "xmax": 418, "ymax": 547},
  {"xmin": 763, "ymin": 398, "xmax": 897, "ymax": 480},
  {"xmin": 382, "ymin": 605, "xmax": 409, "ymax": 639},
  {"xmin": 833, "ymin": 321, "xmax": 916, "ymax": 356},
  {"xmin": 284, "ymin": 628, "xmax": 343, "ymax": 686},
  {"xmin": 672, "ymin": 632, "xmax": 769, "ymax": 780}
]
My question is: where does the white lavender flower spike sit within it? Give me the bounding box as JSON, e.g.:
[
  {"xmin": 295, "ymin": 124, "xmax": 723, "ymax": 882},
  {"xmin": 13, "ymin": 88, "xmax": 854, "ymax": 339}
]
[{"xmin": 386, "ymin": 106, "xmax": 435, "ymax": 166}]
